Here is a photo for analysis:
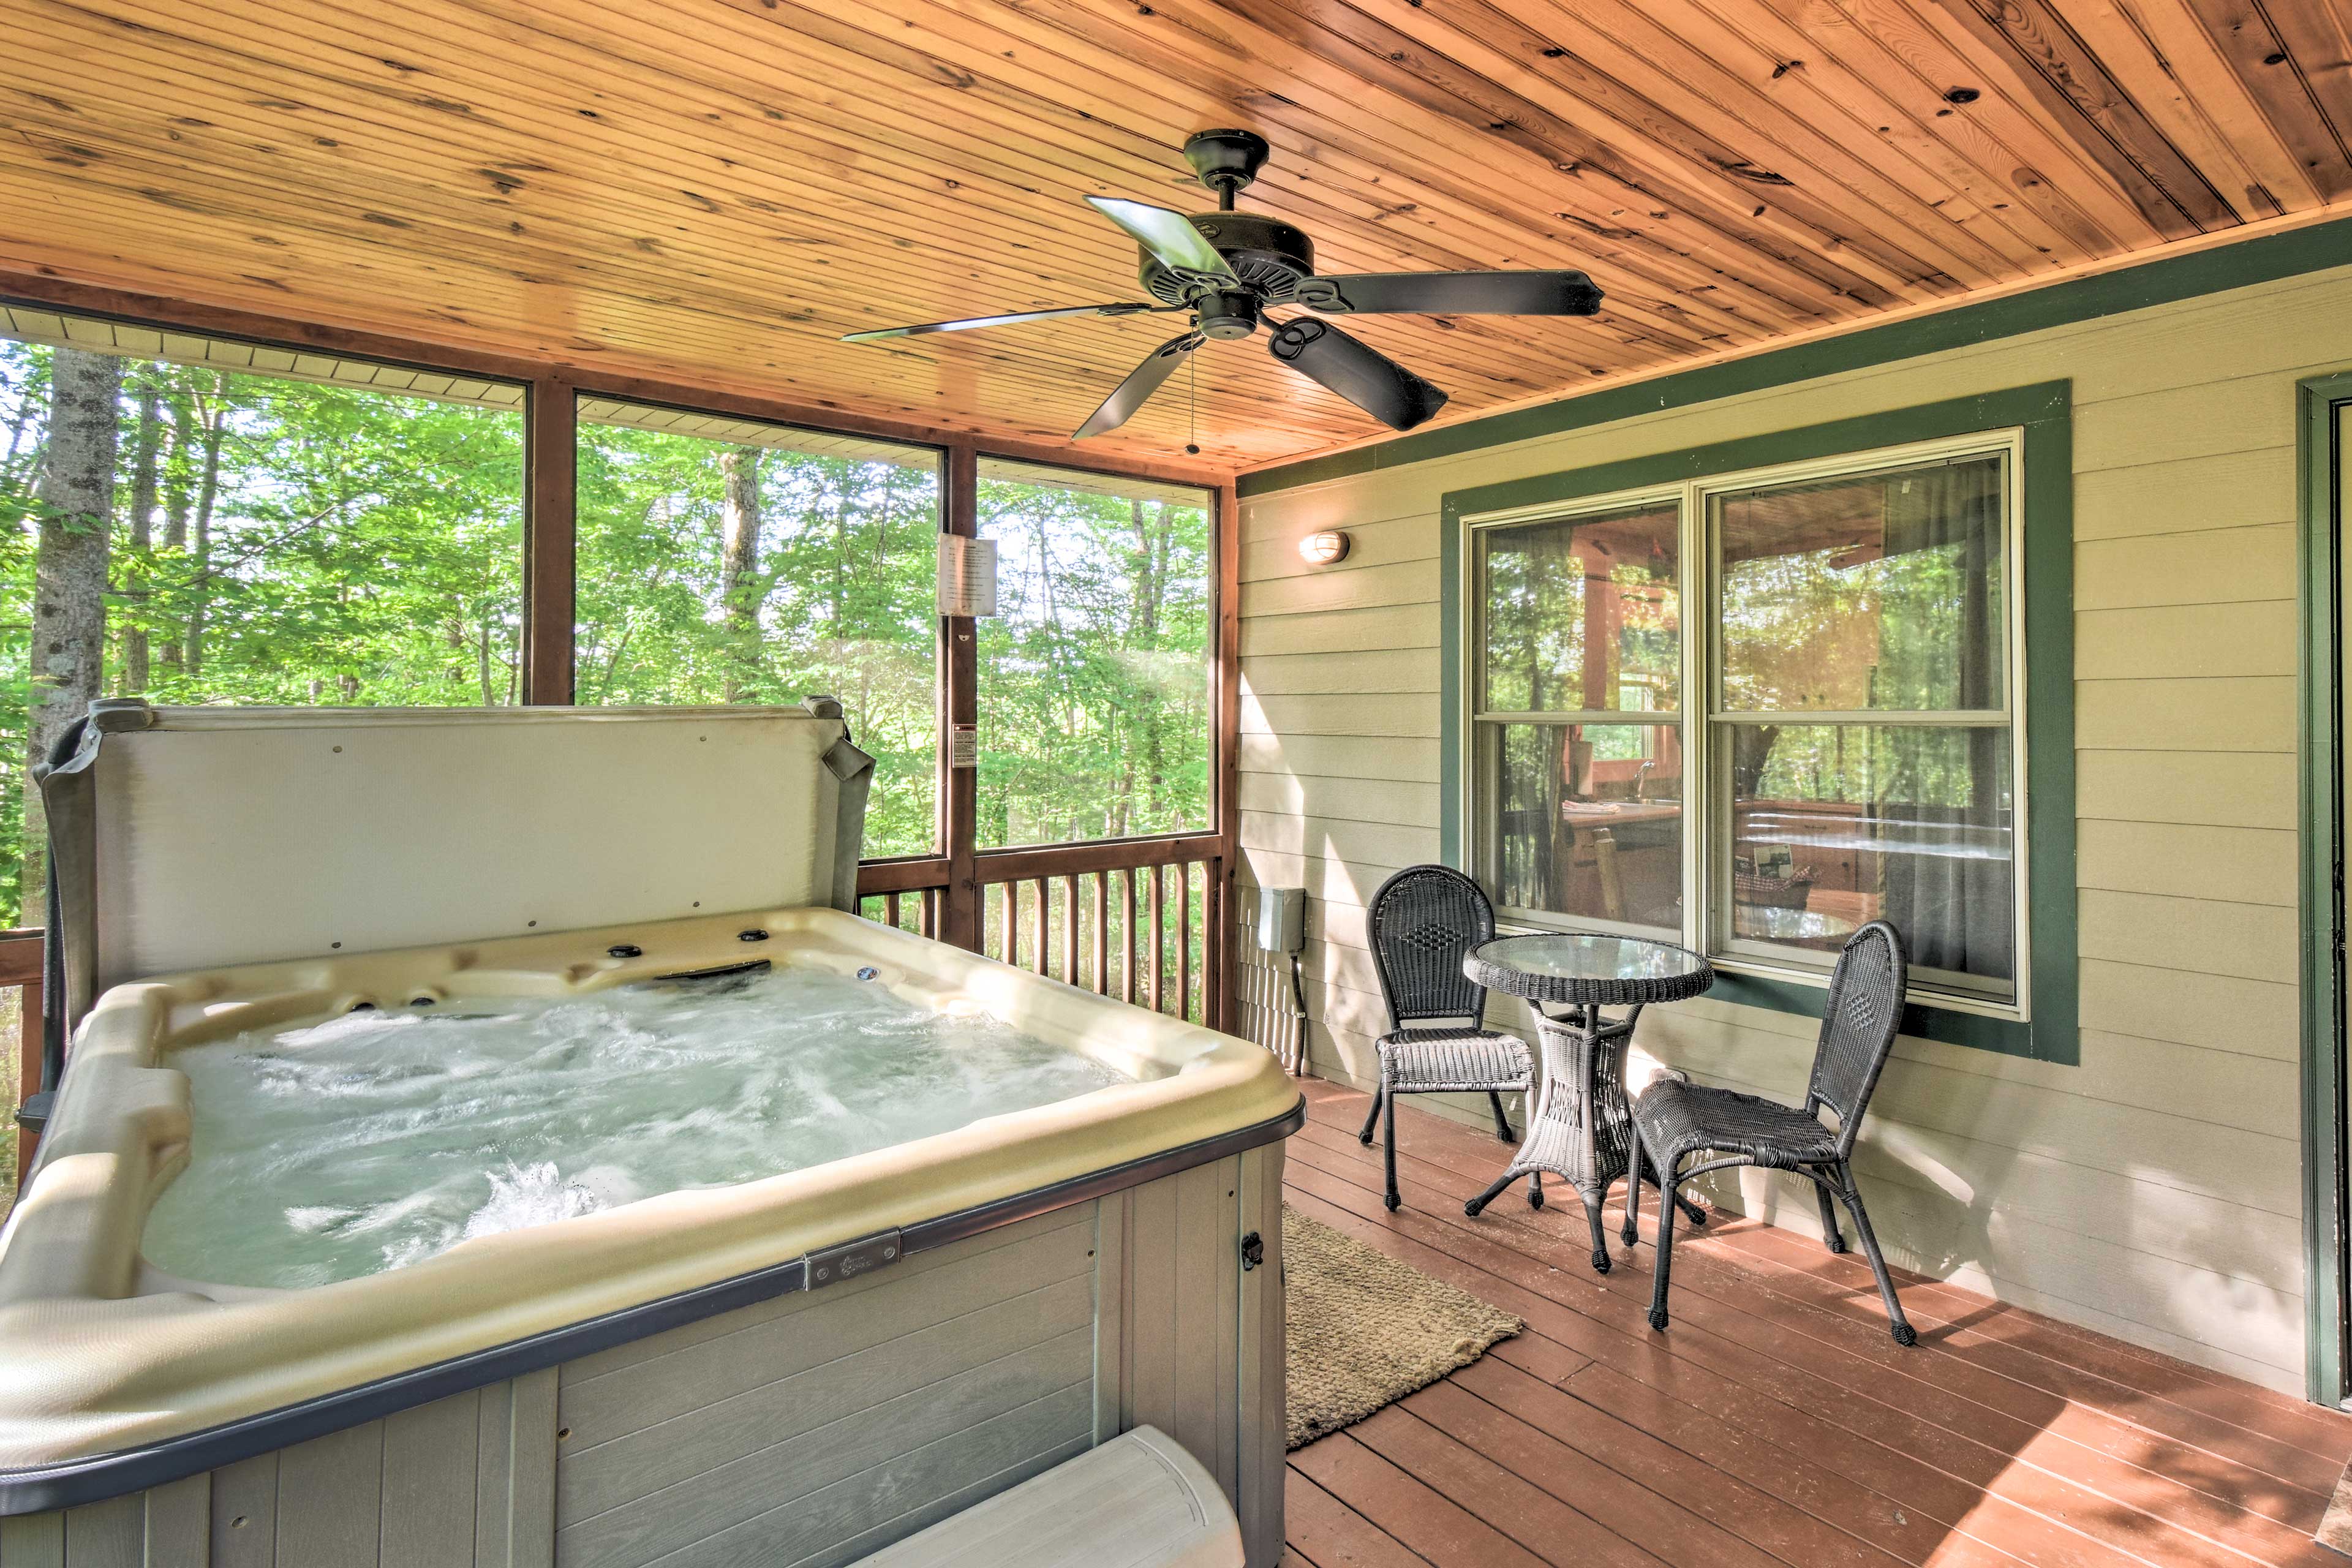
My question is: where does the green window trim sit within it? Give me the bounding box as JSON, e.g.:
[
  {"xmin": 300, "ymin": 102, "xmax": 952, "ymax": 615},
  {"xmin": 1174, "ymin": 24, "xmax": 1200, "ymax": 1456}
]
[
  {"xmin": 1440, "ymin": 382, "xmax": 2077, "ymax": 1065},
  {"xmin": 2297, "ymin": 369, "xmax": 2352, "ymax": 1406}
]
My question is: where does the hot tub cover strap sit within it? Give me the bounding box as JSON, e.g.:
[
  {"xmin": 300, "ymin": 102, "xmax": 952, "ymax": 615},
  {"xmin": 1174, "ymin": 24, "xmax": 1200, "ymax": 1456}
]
[{"xmin": 820, "ymin": 729, "xmax": 876, "ymax": 914}]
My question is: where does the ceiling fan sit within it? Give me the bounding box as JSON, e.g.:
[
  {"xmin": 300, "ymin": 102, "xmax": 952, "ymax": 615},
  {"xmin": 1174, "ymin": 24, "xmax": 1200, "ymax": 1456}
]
[{"xmin": 841, "ymin": 130, "xmax": 1605, "ymax": 442}]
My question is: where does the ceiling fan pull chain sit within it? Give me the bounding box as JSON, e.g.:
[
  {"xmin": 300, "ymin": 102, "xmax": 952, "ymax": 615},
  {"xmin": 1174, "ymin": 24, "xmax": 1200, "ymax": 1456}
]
[{"xmin": 1186, "ymin": 351, "xmax": 1200, "ymax": 456}]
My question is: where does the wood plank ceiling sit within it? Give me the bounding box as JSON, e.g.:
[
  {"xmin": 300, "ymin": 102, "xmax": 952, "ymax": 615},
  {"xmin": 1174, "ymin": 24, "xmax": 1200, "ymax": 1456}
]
[{"xmin": 2, "ymin": 0, "xmax": 2348, "ymax": 472}]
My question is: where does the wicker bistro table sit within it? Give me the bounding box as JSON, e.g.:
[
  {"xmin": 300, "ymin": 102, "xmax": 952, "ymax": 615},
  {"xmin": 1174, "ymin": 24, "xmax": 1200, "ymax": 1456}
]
[{"xmin": 1462, "ymin": 933, "xmax": 1716, "ymax": 1274}]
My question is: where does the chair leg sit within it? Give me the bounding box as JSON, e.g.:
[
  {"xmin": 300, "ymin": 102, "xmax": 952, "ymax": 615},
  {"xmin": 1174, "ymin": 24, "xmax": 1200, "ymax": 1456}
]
[
  {"xmin": 1833, "ymin": 1162, "xmax": 1917, "ymax": 1347},
  {"xmin": 1529, "ymin": 1171, "xmax": 1545, "ymax": 1209},
  {"xmin": 1582, "ymin": 1189, "xmax": 1612, "ymax": 1275},
  {"xmin": 1621, "ymin": 1142, "xmax": 1643, "ymax": 1246},
  {"xmin": 1382, "ymin": 1077, "xmax": 1401, "ymax": 1212},
  {"xmin": 1486, "ymin": 1089, "xmax": 1515, "ymax": 1142},
  {"xmin": 1814, "ymin": 1172, "xmax": 1847, "ymax": 1254},
  {"xmin": 1464, "ymin": 1166, "xmax": 1519, "ymax": 1218},
  {"xmin": 1357, "ymin": 1083, "xmax": 1384, "ymax": 1145},
  {"xmin": 1646, "ymin": 1149, "xmax": 1681, "ymax": 1332}
]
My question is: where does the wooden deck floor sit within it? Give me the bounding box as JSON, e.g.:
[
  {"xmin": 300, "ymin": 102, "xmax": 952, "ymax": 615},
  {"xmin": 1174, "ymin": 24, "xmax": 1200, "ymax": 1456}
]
[{"xmin": 1278, "ymin": 1080, "xmax": 2352, "ymax": 1568}]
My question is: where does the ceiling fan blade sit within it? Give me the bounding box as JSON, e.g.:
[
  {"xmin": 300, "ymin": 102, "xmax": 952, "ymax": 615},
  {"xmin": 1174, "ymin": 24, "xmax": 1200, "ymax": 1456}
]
[
  {"xmin": 1074, "ymin": 332, "xmax": 1206, "ymax": 440},
  {"xmin": 1085, "ymin": 196, "xmax": 1239, "ymax": 285},
  {"xmin": 841, "ymin": 301, "xmax": 1167, "ymax": 344},
  {"xmin": 1267, "ymin": 318, "xmax": 1448, "ymax": 431},
  {"xmin": 1292, "ymin": 270, "xmax": 1604, "ymax": 317}
]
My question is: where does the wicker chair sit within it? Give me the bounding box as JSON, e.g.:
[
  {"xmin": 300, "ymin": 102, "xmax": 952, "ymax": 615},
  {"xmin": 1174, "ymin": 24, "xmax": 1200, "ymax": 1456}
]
[
  {"xmin": 1359, "ymin": 865, "xmax": 1535, "ymax": 1212},
  {"xmin": 1625, "ymin": 920, "xmax": 1918, "ymax": 1345}
]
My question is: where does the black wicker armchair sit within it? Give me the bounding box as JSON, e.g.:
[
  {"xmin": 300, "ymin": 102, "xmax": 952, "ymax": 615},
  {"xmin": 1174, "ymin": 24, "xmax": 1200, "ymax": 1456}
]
[
  {"xmin": 1626, "ymin": 919, "xmax": 1918, "ymax": 1344},
  {"xmin": 1360, "ymin": 865, "xmax": 1535, "ymax": 1212}
]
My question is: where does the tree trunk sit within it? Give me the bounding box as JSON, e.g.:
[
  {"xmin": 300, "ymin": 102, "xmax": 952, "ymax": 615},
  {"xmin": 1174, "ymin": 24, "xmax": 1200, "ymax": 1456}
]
[
  {"xmin": 121, "ymin": 377, "xmax": 160, "ymax": 695},
  {"xmin": 718, "ymin": 446, "xmax": 761, "ymax": 703},
  {"xmin": 23, "ymin": 348, "xmax": 121, "ymax": 922},
  {"xmin": 157, "ymin": 388, "xmax": 191, "ymax": 676},
  {"xmin": 478, "ymin": 609, "xmax": 497, "ymax": 706},
  {"xmin": 183, "ymin": 386, "xmax": 224, "ymax": 679}
]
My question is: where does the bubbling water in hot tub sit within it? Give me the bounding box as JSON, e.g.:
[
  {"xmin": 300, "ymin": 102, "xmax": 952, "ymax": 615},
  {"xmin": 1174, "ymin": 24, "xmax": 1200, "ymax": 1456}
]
[{"xmin": 140, "ymin": 965, "xmax": 1133, "ymax": 1290}]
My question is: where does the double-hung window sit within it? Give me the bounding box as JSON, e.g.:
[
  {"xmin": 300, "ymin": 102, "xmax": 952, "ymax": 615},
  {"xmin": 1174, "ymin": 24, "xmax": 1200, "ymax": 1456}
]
[{"xmin": 1468, "ymin": 430, "xmax": 2025, "ymax": 1015}]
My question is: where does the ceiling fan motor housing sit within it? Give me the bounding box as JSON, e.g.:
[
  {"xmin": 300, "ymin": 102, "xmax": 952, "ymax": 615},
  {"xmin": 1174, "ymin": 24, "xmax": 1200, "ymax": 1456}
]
[
  {"xmin": 1194, "ymin": 290, "xmax": 1260, "ymax": 341},
  {"xmin": 1139, "ymin": 212, "xmax": 1316, "ymax": 308}
]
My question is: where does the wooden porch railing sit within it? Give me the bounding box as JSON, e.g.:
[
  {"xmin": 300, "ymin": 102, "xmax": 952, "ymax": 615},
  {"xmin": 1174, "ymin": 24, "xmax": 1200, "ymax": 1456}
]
[
  {"xmin": 2, "ymin": 930, "xmax": 45, "ymax": 1208},
  {"xmin": 858, "ymin": 832, "xmax": 1227, "ymax": 1027}
]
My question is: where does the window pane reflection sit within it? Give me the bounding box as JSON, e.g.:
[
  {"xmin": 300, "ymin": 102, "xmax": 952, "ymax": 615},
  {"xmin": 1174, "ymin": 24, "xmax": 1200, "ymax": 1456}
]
[
  {"xmin": 1482, "ymin": 721, "xmax": 1682, "ymax": 930},
  {"xmin": 1726, "ymin": 723, "xmax": 2013, "ymax": 994},
  {"xmin": 1480, "ymin": 503, "xmax": 1678, "ymax": 714},
  {"xmin": 1717, "ymin": 454, "xmax": 2005, "ymax": 713}
]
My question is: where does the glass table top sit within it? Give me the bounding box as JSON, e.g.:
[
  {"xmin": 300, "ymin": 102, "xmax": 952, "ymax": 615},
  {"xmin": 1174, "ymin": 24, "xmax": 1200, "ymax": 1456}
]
[
  {"xmin": 1472, "ymin": 931, "xmax": 1709, "ymax": 982},
  {"xmin": 1466, "ymin": 930, "xmax": 1714, "ymax": 1005}
]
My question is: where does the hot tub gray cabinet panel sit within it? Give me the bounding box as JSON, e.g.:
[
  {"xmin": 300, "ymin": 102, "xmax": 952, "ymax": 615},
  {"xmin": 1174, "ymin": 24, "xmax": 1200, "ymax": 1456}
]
[
  {"xmin": 0, "ymin": 1147, "xmax": 1289, "ymax": 1568},
  {"xmin": 0, "ymin": 1371, "xmax": 559, "ymax": 1568}
]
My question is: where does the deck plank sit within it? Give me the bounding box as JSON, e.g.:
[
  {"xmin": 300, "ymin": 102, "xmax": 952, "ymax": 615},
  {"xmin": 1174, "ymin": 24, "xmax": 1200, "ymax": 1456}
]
[
  {"xmin": 1283, "ymin": 1087, "xmax": 2352, "ymax": 1568},
  {"xmin": 1294, "ymin": 1096, "xmax": 2344, "ymax": 1503},
  {"xmin": 1284, "ymin": 1117, "xmax": 2342, "ymax": 1568}
]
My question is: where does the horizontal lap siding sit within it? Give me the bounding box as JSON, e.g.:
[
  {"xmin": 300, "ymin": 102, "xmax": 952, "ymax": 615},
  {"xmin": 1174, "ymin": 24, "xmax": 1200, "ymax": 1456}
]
[{"xmin": 1231, "ymin": 263, "xmax": 2352, "ymax": 1393}]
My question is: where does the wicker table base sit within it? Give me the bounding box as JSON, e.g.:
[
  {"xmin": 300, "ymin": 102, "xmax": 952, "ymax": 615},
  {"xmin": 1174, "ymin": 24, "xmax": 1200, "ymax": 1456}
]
[{"xmin": 1462, "ymin": 1003, "xmax": 1709, "ymax": 1272}]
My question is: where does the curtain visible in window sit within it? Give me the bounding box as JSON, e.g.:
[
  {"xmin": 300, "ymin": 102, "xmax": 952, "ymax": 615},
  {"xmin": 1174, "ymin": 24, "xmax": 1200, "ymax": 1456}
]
[{"xmin": 1876, "ymin": 461, "xmax": 2010, "ymax": 980}]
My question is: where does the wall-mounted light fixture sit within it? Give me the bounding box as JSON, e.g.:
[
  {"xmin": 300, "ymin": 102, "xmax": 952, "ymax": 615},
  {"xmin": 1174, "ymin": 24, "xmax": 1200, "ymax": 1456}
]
[{"xmin": 1298, "ymin": 529, "xmax": 1352, "ymax": 566}]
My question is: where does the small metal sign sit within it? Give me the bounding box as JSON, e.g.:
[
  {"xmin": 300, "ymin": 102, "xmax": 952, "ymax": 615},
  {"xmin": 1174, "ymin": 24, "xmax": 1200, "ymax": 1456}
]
[
  {"xmin": 804, "ymin": 1229, "xmax": 903, "ymax": 1290},
  {"xmin": 937, "ymin": 533, "xmax": 998, "ymax": 617},
  {"xmin": 950, "ymin": 722, "xmax": 978, "ymax": 770}
]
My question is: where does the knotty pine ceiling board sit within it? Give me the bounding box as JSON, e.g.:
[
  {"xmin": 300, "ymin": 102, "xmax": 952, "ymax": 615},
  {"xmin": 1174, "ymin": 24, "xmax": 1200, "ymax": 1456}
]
[{"xmin": 1, "ymin": 0, "xmax": 2346, "ymax": 472}]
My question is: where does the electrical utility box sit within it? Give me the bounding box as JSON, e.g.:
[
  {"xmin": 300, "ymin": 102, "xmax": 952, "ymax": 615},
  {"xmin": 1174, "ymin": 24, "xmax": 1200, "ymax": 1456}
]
[{"xmin": 1254, "ymin": 887, "xmax": 1306, "ymax": 955}]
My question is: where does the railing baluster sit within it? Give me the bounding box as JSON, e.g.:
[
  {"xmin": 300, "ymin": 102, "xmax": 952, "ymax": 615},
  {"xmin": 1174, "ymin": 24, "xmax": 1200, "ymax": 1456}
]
[
  {"xmin": 884, "ymin": 891, "xmax": 902, "ymax": 930},
  {"xmin": 1031, "ymin": 878, "xmax": 1049, "ymax": 976},
  {"xmin": 1148, "ymin": 864, "xmax": 1165, "ymax": 1014},
  {"xmin": 1204, "ymin": 854, "xmax": 1224, "ymax": 1033},
  {"xmin": 1122, "ymin": 869, "xmax": 1137, "ymax": 1006},
  {"xmin": 999, "ymin": 880, "xmax": 1018, "ymax": 968},
  {"xmin": 1091, "ymin": 873, "xmax": 1109, "ymax": 996},
  {"xmin": 1060, "ymin": 875, "xmax": 1078, "ymax": 985},
  {"xmin": 1177, "ymin": 861, "xmax": 1193, "ymax": 1023},
  {"xmin": 921, "ymin": 888, "xmax": 937, "ymax": 940}
]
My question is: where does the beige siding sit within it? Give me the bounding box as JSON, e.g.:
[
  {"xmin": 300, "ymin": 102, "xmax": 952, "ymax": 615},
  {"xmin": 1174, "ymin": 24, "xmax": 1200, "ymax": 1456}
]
[{"xmin": 1234, "ymin": 262, "xmax": 2352, "ymax": 1394}]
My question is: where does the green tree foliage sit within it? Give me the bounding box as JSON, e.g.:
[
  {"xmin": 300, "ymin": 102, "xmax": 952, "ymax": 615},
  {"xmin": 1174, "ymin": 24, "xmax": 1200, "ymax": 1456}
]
[
  {"xmin": 976, "ymin": 478, "xmax": 1210, "ymax": 846},
  {"xmin": 0, "ymin": 347, "xmax": 1216, "ymax": 921},
  {"xmin": 0, "ymin": 339, "xmax": 525, "ymax": 924},
  {"xmin": 574, "ymin": 422, "xmax": 943, "ymax": 858}
]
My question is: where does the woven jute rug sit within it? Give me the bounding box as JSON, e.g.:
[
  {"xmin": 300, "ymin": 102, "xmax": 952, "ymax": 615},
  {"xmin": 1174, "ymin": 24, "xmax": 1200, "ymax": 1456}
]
[
  {"xmin": 2320, "ymin": 1459, "xmax": 2352, "ymax": 1555},
  {"xmin": 1284, "ymin": 1205, "xmax": 1523, "ymax": 1449}
]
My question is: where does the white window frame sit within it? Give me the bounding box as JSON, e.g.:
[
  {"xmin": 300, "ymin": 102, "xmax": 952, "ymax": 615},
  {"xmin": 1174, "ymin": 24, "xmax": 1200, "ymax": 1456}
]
[{"xmin": 1458, "ymin": 427, "xmax": 2032, "ymax": 1023}]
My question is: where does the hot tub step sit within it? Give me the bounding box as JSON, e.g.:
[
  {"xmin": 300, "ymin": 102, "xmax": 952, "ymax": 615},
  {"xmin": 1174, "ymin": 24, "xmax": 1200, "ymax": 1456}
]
[{"xmin": 845, "ymin": 1425, "xmax": 1242, "ymax": 1568}]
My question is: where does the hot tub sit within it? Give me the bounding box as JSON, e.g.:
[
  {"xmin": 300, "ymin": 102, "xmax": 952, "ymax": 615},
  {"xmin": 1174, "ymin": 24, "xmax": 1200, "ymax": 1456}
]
[{"xmin": 0, "ymin": 702, "xmax": 1298, "ymax": 1567}]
